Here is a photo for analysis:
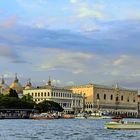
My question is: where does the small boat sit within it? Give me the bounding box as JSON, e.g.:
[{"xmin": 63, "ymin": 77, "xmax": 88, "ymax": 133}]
[
  {"xmin": 87, "ymin": 112, "xmax": 112, "ymax": 119},
  {"xmin": 105, "ymin": 121, "xmax": 140, "ymax": 130},
  {"xmin": 88, "ymin": 116, "xmax": 111, "ymax": 119},
  {"xmin": 31, "ymin": 113, "xmax": 54, "ymax": 120},
  {"xmin": 111, "ymin": 116, "xmax": 123, "ymax": 122},
  {"xmin": 61, "ymin": 114, "xmax": 75, "ymax": 119},
  {"xmin": 75, "ymin": 113, "xmax": 87, "ymax": 119}
]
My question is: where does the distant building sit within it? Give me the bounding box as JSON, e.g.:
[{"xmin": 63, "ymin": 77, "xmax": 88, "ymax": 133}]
[
  {"xmin": 23, "ymin": 79, "xmax": 83, "ymax": 114},
  {"xmin": 10, "ymin": 73, "xmax": 23, "ymax": 94},
  {"xmin": 68, "ymin": 83, "xmax": 138, "ymax": 117},
  {"xmin": 0, "ymin": 76, "xmax": 9, "ymax": 94},
  {"xmin": 137, "ymin": 95, "xmax": 140, "ymax": 117}
]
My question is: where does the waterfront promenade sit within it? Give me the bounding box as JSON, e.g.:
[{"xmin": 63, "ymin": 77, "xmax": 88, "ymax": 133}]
[{"xmin": 0, "ymin": 119, "xmax": 140, "ymax": 140}]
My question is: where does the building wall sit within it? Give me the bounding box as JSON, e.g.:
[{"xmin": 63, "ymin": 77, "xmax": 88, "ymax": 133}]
[
  {"xmin": 137, "ymin": 95, "xmax": 140, "ymax": 117},
  {"xmin": 70, "ymin": 84, "xmax": 138, "ymax": 117},
  {"xmin": 72, "ymin": 93, "xmax": 83, "ymax": 114},
  {"xmin": 23, "ymin": 87, "xmax": 83, "ymax": 114},
  {"xmin": 70, "ymin": 84, "xmax": 94, "ymax": 113},
  {"xmin": 94, "ymin": 86, "xmax": 138, "ymax": 117}
]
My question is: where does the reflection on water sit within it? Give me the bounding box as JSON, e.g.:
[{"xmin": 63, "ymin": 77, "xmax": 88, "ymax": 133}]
[{"xmin": 0, "ymin": 119, "xmax": 140, "ymax": 140}]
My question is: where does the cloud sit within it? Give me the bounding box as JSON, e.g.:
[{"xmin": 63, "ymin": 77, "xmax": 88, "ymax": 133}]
[
  {"xmin": 17, "ymin": 0, "xmax": 48, "ymax": 7},
  {"xmin": 0, "ymin": 45, "xmax": 14, "ymax": 57},
  {"xmin": 0, "ymin": 45, "xmax": 29, "ymax": 64},
  {"xmin": 2, "ymin": 15, "xmax": 17, "ymax": 28},
  {"xmin": 70, "ymin": 2, "xmax": 107, "ymax": 20},
  {"xmin": 66, "ymin": 81, "xmax": 75, "ymax": 86},
  {"xmin": 52, "ymin": 79, "xmax": 62, "ymax": 86},
  {"xmin": 113, "ymin": 55, "xmax": 128, "ymax": 66},
  {"xmin": 70, "ymin": 0, "xmax": 79, "ymax": 4},
  {"xmin": 35, "ymin": 48, "xmax": 95, "ymax": 74}
]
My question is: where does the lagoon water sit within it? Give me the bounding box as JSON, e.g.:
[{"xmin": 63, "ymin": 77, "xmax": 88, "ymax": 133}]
[{"xmin": 0, "ymin": 119, "xmax": 140, "ymax": 140}]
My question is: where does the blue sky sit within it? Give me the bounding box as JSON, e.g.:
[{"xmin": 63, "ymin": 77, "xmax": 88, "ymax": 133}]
[{"xmin": 0, "ymin": 0, "xmax": 140, "ymax": 90}]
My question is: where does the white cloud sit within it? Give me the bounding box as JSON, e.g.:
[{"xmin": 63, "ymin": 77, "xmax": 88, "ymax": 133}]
[
  {"xmin": 2, "ymin": 15, "xmax": 17, "ymax": 28},
  {"xmin": 113, "ymin": 55, "xmax": 128, "ymax": 66},
  {"xmin": 66, "ymin": 81, "xmax": 75, "ymax": 86},
  {"xmin": 23, "ymin": 47, "xmax": 95, "ymax": 74},
  {"xmin": 36, "ymin": 48, "xmax": 95, "ymax": 74},
  {"xmin": 70, "ymin": 2, "xmax": 107, "ymax": 20},
  {"xmin": 70, "ymin": 0, "xmax": 79, "ymax": 4}
]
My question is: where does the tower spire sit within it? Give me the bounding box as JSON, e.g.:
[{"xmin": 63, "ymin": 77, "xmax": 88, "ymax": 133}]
[
  {"xmin": 28, "ymin": 78, "xmax": 32, "ymax": 87},
  {"xmin": 115, "ymin": 83, "xmax": 119, "ymax": 89},
  {"xmin": 1, "ymin": 75, "xmax": 5, "ymax": 84},
  {"xmin": 48, "ymin": 76, "xmax": 51, "ymax": 86},
  {"xmin": 14, "ymin": 73, "xmax": 19, "ymax": 83}
]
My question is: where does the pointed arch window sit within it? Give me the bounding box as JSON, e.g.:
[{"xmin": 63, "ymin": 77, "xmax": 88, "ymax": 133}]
[
  {"xmin": 110, "ymin": 95, "xmax": 113, "ymax": 100},
  {"xmin": 104, "ymin": 94, "xmax": 106, "ymax": 100},
  {"xmin": 121, "ymin": 96, "xmax": 123, "ymax": 101},
  {"xmin": 97, "ymin": 93, "xmax": 100, "ymax": 100}
]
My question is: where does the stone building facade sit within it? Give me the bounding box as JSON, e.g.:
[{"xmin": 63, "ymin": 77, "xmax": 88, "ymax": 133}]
[
  {"xmin": 23, "ymin": 81, "xmax": 83, "ymax": 114},
  {"xmin": 137, "ymin": 95, "xmax": 140, "ymax": 118},
  {"xmin": 69, "ymin": 83, "xmax": 138, "ymax": 117}
]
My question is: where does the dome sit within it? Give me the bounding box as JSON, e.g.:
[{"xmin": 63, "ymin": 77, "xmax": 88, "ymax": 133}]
[
  {"xmin": 10, "ymin": 74, "xmax": 23, "ymax": 94},
  {"xmin": 25, "ymin": 78, "xmax": 32, "ymax": 90},
  {"xmin": 0, "ymin": 76, "xmax": 9, "ymax": 94}
]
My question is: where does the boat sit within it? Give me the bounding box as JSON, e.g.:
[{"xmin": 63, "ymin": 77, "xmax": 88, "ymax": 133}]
[
  {"xmin": 105, "ymin": 117, "xmax": 140, "ymax": 130},
  {"xmin": 61, "ymin": 114, "xmax": 75, "ymax": 119},
  {"xmin": 75, "ymin": 113, "xmax": 87, "ymax": 119},
  {"xmin": 105, "ymin": 121, "xmax": 140, "ymax": 130},
  {"xmin": 87, "ymin": 112, "xmax": 112, "ymax": 119},
  {"xmin": 31, "ymin": 113, "xmax": 55, "ymax": 120}
]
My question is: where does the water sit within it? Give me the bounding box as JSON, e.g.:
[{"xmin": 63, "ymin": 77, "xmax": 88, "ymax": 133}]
[{"xmin": 0, "ymin": 119, "xmax": 140, "ymax": 140}]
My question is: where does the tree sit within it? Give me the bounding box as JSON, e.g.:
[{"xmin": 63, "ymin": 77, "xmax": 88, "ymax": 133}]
[
  {"xmin": 8, "ymin": 88, "xmax": 18, "ymax": 98},
  {"xmin": 0, "ymin": 93, "xmax": 36, "ymax": 109},
  {"xmin": 36, "ymin": 100, "xmax": 64, "ymax": 113},
  {"xmin": 20, "ymin": 94, "xmax": 36, "ymax": 109}
]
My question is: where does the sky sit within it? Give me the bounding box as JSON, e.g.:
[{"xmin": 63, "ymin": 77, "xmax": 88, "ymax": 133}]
[{"xmin": 0, "ymin": 0, "xmax": 140, "ymax": 90}]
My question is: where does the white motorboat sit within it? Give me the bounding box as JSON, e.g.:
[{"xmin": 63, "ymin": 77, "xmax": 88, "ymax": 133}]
[
  {"xmin": 87, "ymin": 112, "xmax": 112, "ymax": 119},
  {"xmin": 75, "ymin": 113, "xmax": 87, "ymax": 119},
  {"xmin": 105, "ymin": 121, "xmax": 140, "ymax": 130}
]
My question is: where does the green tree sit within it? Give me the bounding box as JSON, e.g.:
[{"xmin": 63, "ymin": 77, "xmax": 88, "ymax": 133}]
[
  {"xmin": 36, "ymin": 100, "xmax": 64, "ymax": 113},
  {"xmin": 0, "ymin": 94, "xmax": 36, "ymax": 109},
  {"xmin": 8, "ymin": 88, "xmax": 18, "ymax": 98}
]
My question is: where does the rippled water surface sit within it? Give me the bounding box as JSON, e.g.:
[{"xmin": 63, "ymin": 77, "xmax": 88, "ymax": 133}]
[{"xmin": 0, "ymin": 119, "xmax": 140, "ymax": 140}]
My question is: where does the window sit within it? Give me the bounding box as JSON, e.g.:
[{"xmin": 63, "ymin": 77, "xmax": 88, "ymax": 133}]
[
  {"xmin": 32, "ymin": 93, "xmax": 34, "ymax": 96},
  {"xmin": 104, "ymin": 94, "xmax": 106, "ymax": 100},
  {"xmin": 56, "ymin": 92, "xmax": 58, "ymax": 97},
  {"xmin": 97, "ymin": 93, "xmax": 100, "ymax": 99},
  {"xmin": 51, "ymin": 92, "xmax": 53, "ymax": 96},
  {"xmin": 44, "ymin": 92, "xmax": 46, "ymax": 96},
  {"xmin": 133, "ymin": 98, "xmax": 135, "ymax": 102},
  {"xmin": 127, "ymin": 97, "xmax": 129, "ymax": 102},
  {"xmin": 35, "ymin": 93, "xmax": 37, "ymax": 97},
  {"xmin": 116, "ymin": 96, "xmax": 119, "ymax": 101},
  {"xmin": 41, "ymin": 92, "xmax": 43, "ymax": 96},
  {"xmin": 121, "ymin": 96, "xmax": 123, "ymax": 101},
  {"xmin": 48, "ymin": 92, "xmax": 50, "ymax": 96},
  {"xmin": 38, "ymin": 92, "xmax": 40, "ymax": 97},
  {"xmin": 110, "ymin": 95, "xmax": 113, "ymax": 100}
]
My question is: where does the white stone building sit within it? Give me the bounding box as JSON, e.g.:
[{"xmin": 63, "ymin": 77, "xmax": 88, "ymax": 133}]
[{"xmin": 23, "ymin": 80, "xmax": 83, "ymax": 114}]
